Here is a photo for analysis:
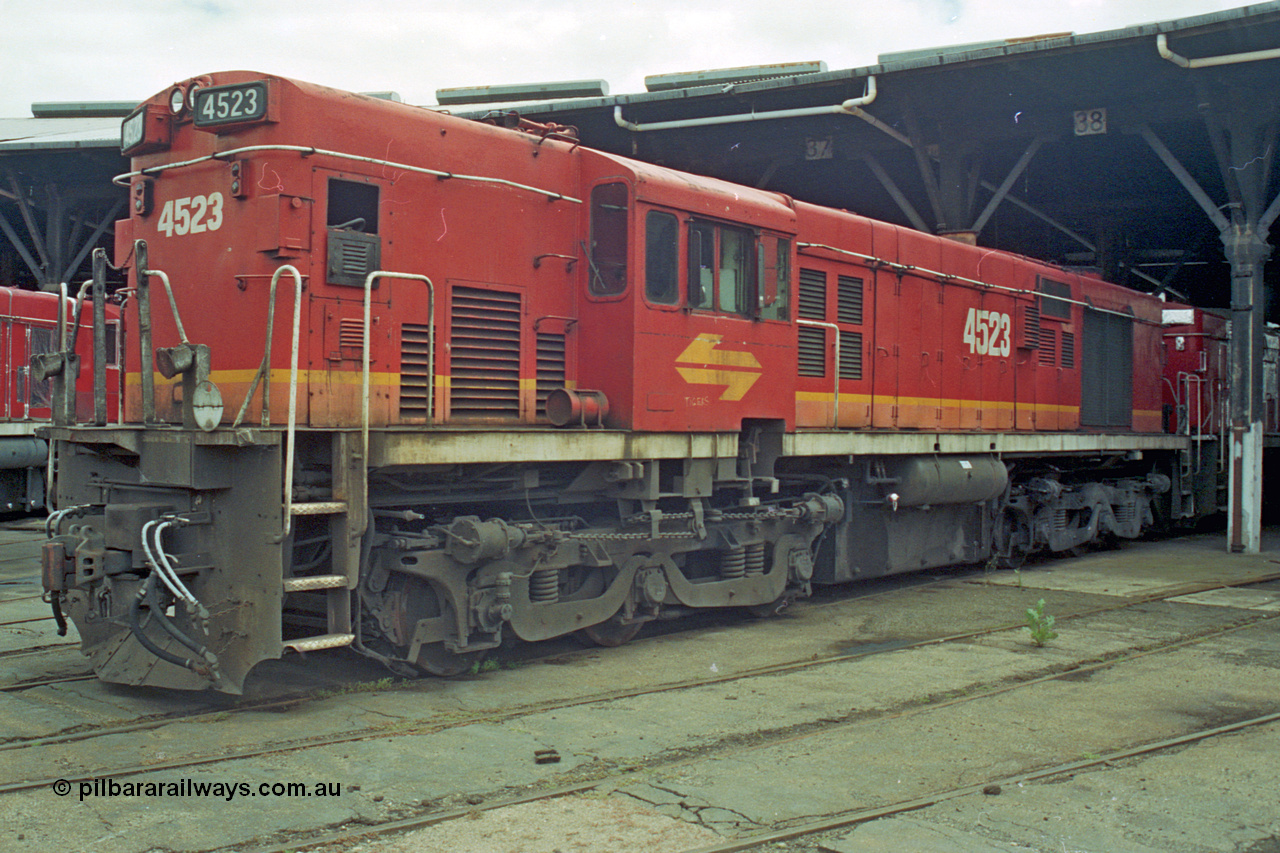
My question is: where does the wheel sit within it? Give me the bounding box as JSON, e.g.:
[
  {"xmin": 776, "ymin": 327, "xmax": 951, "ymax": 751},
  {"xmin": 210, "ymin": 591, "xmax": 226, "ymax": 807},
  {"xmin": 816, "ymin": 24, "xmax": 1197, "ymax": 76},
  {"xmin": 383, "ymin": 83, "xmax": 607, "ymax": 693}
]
[
  {"xmin": 994, "ymin": 549, "xmax": 1026, "ymax": 571},
  {"xmin": 378, "ymin": 576, "xmax": 486, "ymax": 676},
  {"xmin": 580, "ymin": 616, "xmax": 644, "ymax": 647},
  {"xmin": 415, "ymin": 643, "xmax": 487, "ymax": 676}
]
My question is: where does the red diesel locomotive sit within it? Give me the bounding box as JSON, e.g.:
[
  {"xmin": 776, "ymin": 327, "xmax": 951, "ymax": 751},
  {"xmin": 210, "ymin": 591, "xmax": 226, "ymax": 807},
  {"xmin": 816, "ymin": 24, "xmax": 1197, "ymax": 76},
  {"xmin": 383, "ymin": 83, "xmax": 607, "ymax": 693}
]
[
  {"xmin": 40, "ymin": 71, "xmax": 1229, "ymax": 692},
  {"xmin": 0, "ymin": 285, "xmax": 120, "ymax": 514}
]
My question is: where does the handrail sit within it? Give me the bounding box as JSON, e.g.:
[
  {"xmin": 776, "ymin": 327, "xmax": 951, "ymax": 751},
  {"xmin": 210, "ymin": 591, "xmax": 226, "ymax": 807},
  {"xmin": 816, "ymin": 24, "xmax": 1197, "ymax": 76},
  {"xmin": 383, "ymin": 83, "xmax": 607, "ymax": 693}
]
[
  {"xmin": 362, "ymin": 271, "xmax": 435, "ymax": 478},
  {"xmin": 232, "ymin": 265, "xmax": 304, "ymax": 430},
  {"xmin": 112, "ymin": 144, "xmax": 582, "ymax": 204},
  {"xmin": 228, "ymin": 265, "xmax": 304, "ymax": 542},
  {"xmin": 797, "ymin": 318, "xmax": 841, "ymax": 428},
  {"xmin": 363, "ymin": 268, "xmax": 437, "ymax": 535},
  {"xmin": 138, "ymin": 266, "xmax": 191, "ymax": 344},
  {"xmin": 282, "ymin": 266, "xmax": 304, "ymax": 539}
]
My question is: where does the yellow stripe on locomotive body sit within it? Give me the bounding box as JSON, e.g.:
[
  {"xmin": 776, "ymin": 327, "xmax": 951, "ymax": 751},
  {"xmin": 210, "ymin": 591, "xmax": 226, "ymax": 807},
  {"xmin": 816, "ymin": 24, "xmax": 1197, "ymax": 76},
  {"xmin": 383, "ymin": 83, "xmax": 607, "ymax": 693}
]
[{"xmin": 35, "ymin": 70, "xmax": 1235, "ymax": 694}]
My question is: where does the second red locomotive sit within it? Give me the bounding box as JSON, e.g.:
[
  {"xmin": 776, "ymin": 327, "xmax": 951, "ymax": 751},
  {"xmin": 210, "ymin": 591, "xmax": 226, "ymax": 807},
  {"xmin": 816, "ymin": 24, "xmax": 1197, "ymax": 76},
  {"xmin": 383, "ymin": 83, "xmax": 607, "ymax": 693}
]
[{"xmin": 41, "ymin": 72, "xmax": 1229, "ymax": 692}]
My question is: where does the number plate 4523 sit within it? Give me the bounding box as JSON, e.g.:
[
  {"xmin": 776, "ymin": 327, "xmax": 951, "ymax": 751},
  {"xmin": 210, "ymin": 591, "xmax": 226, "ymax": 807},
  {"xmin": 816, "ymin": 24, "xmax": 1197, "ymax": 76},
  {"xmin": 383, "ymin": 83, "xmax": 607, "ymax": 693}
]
[
  {"xmin": 962, "ymin": 308, "xmax": 1011, "ymax": 357},
  {"xmin": 156, "ymin": 194, "xmax": 224, "ymax": 237}
]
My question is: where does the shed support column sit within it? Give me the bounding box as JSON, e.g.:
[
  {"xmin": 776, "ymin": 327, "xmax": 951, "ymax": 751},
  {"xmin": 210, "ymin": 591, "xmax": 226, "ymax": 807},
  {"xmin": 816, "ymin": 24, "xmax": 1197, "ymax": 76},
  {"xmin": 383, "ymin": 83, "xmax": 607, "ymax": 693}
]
[{"xmin": 1224, "ymin": 227, "xmax": 1270, "ymax": 553}]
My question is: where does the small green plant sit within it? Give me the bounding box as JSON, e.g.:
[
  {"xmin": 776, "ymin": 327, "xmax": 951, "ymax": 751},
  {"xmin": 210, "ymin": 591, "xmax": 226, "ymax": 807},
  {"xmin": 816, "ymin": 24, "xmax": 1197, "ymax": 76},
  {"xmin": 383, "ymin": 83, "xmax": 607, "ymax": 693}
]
[
  {"xmin": 1024, "ymin": 598, "xmax": 1059, "ymax": 647},
  {"xmin": 468, "ymin": 657, "xmax": 519, "ymax": 675}
]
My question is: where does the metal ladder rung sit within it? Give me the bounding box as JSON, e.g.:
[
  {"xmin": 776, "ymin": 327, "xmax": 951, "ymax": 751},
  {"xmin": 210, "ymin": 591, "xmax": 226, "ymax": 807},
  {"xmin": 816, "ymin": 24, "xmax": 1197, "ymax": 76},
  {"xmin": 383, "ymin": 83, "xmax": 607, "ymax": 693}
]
[
  {"xmin": 284, "ymin": 633, "xmax": 355, "ymax": 653},
  {"xmin": 290, "ymin": 501, "xmax": 349, "ymax": 516},
  {"xmin": 283, "ymin": 574, "xmax": 349, "ymax": 593}
]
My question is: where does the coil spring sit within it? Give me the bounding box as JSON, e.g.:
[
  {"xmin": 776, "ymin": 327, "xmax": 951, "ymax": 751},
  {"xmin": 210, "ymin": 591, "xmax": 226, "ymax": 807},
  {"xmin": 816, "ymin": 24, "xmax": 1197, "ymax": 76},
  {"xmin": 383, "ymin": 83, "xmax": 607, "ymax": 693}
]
[
  {"xmin": 1053, "ymin": 509, "xmax": 1068, "ymax": 531},
  {"xmin": 744, "ymin": 543, "xmax": 766, "ymax": 576},
  {"xmin": 529, "ymin": 567, "xmax": 560, "ymax": 603},
  {"xmin": 720, "ymin": 547, "xmax": 746, "ymax": 580}
]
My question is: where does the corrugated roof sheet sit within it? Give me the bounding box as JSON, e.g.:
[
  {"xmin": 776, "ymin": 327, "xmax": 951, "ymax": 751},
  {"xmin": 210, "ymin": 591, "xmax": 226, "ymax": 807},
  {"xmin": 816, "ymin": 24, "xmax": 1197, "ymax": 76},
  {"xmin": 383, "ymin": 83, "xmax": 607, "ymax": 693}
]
[
  {"xmin": 458, "ymin": 1, "xmax": 1280, "ymax": 117},
  {"xmin": 0, "ymin": 117, "xmax": 121, "ymax": 151}
]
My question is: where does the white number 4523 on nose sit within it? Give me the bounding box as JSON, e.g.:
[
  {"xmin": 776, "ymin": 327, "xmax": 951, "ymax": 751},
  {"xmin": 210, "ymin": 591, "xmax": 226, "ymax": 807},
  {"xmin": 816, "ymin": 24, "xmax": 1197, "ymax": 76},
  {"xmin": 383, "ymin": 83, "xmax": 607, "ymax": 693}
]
[{"xmin": 156, "ymin": 193, "xmax": 224, "ymax": 237}]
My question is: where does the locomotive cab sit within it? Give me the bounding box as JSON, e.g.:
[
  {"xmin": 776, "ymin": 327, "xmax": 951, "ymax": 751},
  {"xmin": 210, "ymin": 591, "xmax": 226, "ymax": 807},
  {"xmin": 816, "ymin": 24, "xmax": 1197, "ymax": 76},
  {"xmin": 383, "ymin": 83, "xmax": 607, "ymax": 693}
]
[{"xmin": 574, "ymin": 158, "xmax": 799, "ymax": 432}]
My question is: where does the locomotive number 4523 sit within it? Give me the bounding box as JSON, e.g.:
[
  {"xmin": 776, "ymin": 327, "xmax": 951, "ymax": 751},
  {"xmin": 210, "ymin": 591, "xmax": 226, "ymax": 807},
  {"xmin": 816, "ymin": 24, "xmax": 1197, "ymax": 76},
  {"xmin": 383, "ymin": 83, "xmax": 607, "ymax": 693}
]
[
  {"xmin": 193, "ymin": 82, "xmax": 268, "ymax": 127},
  {"xmin": 156, "ymin": 194, "xmax": 224, "ymax": 237},
  {"xmin": 962, "ymin": 308, "xmax": 1012, "ymax": 357}
]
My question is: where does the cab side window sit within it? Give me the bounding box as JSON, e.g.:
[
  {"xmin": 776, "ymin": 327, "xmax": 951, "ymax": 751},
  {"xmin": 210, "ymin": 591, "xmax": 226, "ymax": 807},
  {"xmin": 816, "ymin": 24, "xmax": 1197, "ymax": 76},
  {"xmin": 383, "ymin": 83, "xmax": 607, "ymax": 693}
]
[
  {"xmin": 645, "ymin": 211, "xmax": 679, "ymax": 305},
  {"xmin": 688, "ymin": 220, "xmax": 756, "ymax": 316},
  {"xmin": 757, "ymin": 237, "xmax": 791, "ymax": 322},
  {"xmin": 589, "ymin": 183, "xmax": 629, "ymax": 296},
  {"xmin": 719, "ymin": 227, "xmax": 751, "ymax": 314},
  {"xmin": 688, "ymin": 222, "xmax": 716, "ymax": 309}
]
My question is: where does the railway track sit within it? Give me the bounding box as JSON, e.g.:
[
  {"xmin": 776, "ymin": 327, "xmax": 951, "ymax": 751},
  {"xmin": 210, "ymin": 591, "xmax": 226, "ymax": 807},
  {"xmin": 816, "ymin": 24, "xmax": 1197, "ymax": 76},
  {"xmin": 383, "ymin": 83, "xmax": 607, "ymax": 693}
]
[
  {"xmin": 3, "ymin": 571, "xmax": 1274, "ymax": 798},
  {"xmin": 233, "ymin": 610, "xmax": 1280, "ymax": 853},
  {"xmin": 241, "ymin": 712, "xmax": 1280, "ymax": 853},
  {"xmin": 684, "ymin": 709, "xmax": 1280, "ymax": 853},
  {"xmin": 2, "ymin": 534, "xmax": 1277, "ymax": 853}
]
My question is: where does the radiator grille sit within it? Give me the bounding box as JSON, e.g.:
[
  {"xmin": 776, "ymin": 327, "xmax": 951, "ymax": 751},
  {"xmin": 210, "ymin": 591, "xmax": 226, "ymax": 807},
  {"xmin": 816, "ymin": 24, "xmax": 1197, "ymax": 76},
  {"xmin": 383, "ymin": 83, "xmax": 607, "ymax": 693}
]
[
  {"xmin": 839, "ymin": 330, "xmax": 863, "ymax": 380},
  {"xmin": 837, "ymin": 276, "xmax": 863, "ymax": 325},
  {"xmin": 1021, "ymin": 305, "xmax": 1041, "ymax": 349},
  {"xmin": 399, "ymin": 324, "xmax": 432, "ymax": 420},
  {"xmin": 1061, "ymin": 331, "xmax": 1075, "ymax": 369},
  {"xmin": 1039, "ymin": 327, "xmax": 1057, "ymax": 367},
  {"xmin": 798, "ymin": 326, "xmax": 826, "ymax": 377},
  {"xmin": 536, "ymin": 332, "xmax": 566, "ymax": 420},
  {"xmin": 798, "ymin": 268, "xmax": 826, "ymax": 320},
  {"xmin": 450, "ymin": 287, "xmax": 522, "ymax": 420}
]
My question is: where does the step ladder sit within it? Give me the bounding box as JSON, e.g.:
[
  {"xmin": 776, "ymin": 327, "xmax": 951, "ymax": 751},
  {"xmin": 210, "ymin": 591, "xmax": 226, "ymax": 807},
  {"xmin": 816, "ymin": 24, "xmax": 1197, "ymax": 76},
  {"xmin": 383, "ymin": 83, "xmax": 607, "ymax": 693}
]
[{"xmin": 282, "ymin": 433, "xmax": 366, "ymax": 654}]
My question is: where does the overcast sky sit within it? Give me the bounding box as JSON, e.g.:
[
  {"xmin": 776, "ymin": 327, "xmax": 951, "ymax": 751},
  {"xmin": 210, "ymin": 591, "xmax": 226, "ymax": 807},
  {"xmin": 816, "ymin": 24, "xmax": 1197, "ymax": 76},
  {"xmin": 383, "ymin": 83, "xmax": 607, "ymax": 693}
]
[{"xmin": 2, "ymin": 0, "xmax": 1255, "ymax": 117}]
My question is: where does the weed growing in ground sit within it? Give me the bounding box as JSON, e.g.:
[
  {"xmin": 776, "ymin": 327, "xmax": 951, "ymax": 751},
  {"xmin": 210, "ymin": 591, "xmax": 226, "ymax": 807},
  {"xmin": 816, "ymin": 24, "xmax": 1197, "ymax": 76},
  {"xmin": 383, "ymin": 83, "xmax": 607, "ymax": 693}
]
[
  {"xmin": 468, "ymin": 657, "xmax": 521, "ymax": 675},
  {"xmin": 1024, "ymin": 598, "xmax": 1059, "ymax": 647}
]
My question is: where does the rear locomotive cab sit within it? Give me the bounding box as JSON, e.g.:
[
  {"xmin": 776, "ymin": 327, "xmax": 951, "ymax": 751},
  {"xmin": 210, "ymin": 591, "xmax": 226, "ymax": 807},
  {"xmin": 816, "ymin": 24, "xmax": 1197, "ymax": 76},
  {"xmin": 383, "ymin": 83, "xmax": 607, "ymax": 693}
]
[{"xmin": 43, "ymin": 73, "xmax": 842, "ymax": 692}]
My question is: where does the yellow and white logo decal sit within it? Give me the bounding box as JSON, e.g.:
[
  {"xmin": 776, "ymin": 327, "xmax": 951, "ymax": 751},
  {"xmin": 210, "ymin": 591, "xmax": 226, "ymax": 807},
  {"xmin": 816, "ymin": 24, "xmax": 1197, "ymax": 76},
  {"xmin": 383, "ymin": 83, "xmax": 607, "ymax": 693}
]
[{"xmin": 675, "ymin": 334, "xmax": 762, "ymax": 402}]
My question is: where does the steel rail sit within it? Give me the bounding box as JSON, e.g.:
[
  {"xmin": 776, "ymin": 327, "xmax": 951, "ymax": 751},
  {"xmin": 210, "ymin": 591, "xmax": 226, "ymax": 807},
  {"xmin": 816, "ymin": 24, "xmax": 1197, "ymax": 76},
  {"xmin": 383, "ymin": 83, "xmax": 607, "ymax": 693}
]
[
  {"xmin": 680, "ymin": 709, "xmax": 1280, "ymax": 853},
  {"xmin": 3, "ymin": 571, "xmax": 1276, "ymax": 796},
  {"xmin": 0, "ymin": 674, "xmax": 96, "ymax": 694},
  {"xmin": 225, "ymin": 609, "xmax": 1280, "ymax": 853}
]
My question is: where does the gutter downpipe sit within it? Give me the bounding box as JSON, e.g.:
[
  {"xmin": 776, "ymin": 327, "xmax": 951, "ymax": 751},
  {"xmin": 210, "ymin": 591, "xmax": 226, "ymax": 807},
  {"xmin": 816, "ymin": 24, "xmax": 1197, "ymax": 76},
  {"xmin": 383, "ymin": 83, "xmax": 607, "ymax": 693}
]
[
  {"xmin": 615, "ymin": 77, "xmax": 877, "ymax": 132},
  {"xmin": 1156, "ymin": 33, "xmax": 1280, "ymax": 69}
]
